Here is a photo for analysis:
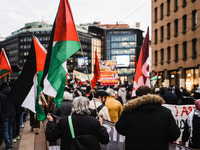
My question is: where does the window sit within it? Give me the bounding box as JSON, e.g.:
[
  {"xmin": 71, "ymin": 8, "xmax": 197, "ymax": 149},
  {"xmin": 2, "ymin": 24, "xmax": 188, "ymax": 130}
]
[
  {"xmin": 192, "ymin": 38, "xmax": 197, "ymax": 59},
  {"xmin": 160, "ymin": 3, "xmax": 164, "ymax": 20},
  {"xmin": 161, "ymin": 49, "xmax": 164, "ymax": 65},
  {"xmin": 167, "ymin": 0, "xmax": 171, "ymax": 16},
  {"xmin": 174, "ymin": 19, "xmax": 178, "ymax": 37},
  {"xmin": 167, "ymin": 23, "xmax": 171, "ymax": 40},
  {"xmin": 182, "ymin": 0, "xmax": 187, "ymax": 7},
  {"xmin": 182, "ymin": 15, "xmax": 187, "ymax": 34},
  {"xmin": 174, "ymin": 0, "xmax": 178, "ymax": 12},
  {"xmin": 155, "ymin": 29, "xmax": 158, "ymax": 44},
  {"xmin": 160, "ymin": 26, "xmax": 164, "ymax": 42},
  {"xmin": 167, "ymin": 47, "xmax": 171, "ymax": 64},
  {"xmin": 174, "ymin": 44, "xmax": 179, "ymax": 62},
  {"xmin": 155, "ymin": 7, "xmax": 158, "ymax": 23},
  {"xmin": 155, "ymin": 51, "xmax": 158, "ymax": 66},
  {"xmin": 183, "ymin": 42, "xmax": 187, "ymax": 61},
  {"xmin": 192, "ymin": 10, "xmax": 197, "ymax": 30}
]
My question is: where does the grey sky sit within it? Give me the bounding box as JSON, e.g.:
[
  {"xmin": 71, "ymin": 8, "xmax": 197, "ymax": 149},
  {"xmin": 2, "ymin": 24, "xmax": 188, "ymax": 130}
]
[{"xmin": 0, "ymin": 0, "xmax": 151, "ymax": 38}]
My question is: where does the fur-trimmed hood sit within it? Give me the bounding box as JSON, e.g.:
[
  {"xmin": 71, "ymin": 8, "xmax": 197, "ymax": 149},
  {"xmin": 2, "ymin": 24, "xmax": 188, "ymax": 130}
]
[{"xmin": 123, "ymin": 94, "xmax": 165, "ymax": 112}]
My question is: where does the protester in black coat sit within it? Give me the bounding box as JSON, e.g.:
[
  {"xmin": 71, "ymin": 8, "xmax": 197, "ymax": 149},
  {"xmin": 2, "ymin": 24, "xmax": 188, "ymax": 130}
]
[
  {"xmin": 162, "ymin": 87, "xmax": 179, "ymax": 104},
  {"xmin": 46, "ymin": 96, "xmax": 109, "ymax": 150},
  {"xmin": 0, "ymin": 96, "xmax": 4, "ymax": 146},
  {"xmin": 53, "ymin": 91, "xmax": 73, "ymax": 117},
  {"xmin": 115, "ymin": 94, "xmax": 180, "ymax": 150}
]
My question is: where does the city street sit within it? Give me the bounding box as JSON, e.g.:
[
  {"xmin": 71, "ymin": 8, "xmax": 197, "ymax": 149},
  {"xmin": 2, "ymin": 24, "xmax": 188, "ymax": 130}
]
[{"xmin": 0, "ymin": 117, "xmax": 46, "ymax": 150}]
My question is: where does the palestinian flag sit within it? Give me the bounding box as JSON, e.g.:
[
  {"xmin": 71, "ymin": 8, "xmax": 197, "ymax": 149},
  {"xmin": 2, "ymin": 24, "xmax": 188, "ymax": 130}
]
[
  {"xmin": 150, "ymin": 71, "xmax": 158, "ymax": 81},
  {"xmin": 41, "ymin": 0, "xmax": 80, "ymax": 108},
  {"xmin": 7, "ymin": 36, "xmax": 47, "ymax": 121},
  {"xmin": 0, "ymin": 48, "xmax": 12, "ymax": 78}
]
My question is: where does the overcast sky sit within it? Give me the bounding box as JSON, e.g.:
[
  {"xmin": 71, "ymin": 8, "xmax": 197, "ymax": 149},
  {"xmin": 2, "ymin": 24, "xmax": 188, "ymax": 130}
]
[{"xmin": 0, "ymin": 0, "xmax": 151, "ymax": 38}]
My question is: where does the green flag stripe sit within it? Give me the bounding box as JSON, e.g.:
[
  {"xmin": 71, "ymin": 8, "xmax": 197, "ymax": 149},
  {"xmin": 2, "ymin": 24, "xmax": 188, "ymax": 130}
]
[
  {"xmin": 36, "ymin": 71, "xmax": 46, "ymax": 122},
  {"xmin": 0, "ymin": 69, "xmax": 11, "ymax": 77},
  {"xmin": 47, "ymin": 41, "xmax": 80, "ymax": 107},
  {"xmin": 48, "ymin": 41, "xmax": 80, "ymax": 76},
  {"xmin": 150, "ymin": 76, "xmax": 158, "ymax": 81}
]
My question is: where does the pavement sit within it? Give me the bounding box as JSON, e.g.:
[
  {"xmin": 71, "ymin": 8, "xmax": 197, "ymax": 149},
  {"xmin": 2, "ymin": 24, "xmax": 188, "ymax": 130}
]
[{"xmin": 0, "ymin": 117, "xmax": 47, "ymax": 150}]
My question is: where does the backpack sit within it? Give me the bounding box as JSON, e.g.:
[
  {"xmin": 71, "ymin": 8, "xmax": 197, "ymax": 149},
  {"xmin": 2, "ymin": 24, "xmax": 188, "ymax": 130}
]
[
  {"xmin": 89, "ymin": 104, "xmax": 105, "ymax": 117},
  {"xmin": 68, "ymin": 115, "xmax": 101, "ymax": 150}
]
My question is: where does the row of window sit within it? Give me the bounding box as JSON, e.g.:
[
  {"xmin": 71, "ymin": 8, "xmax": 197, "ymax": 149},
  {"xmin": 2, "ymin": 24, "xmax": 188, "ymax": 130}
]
[
  {"xmin": 154, "ymin": 10, "xmax": 197, "ymax": 44},
  {"xmin": 20, "ymin": 44, "xmax": 48, "ymax": 50},
  {"xmin": 154, "ymin": 39, "xmax": 197, "ymax": 65},
  {"xmin": 111, "ymin": 49, "xmax": 135, "ymax": 55},
  {"xmin": 154, "ymin": 0, "xmax": 196, "ymax": 22},
  {"xmin": 118, "ymin": 68, "xmax": 135, "ymax": 75},
  {"xmin": 110, "ymin": 35, "xmax": 135, "ymax": 42},
  {"xmin": 20, "ymin": 36, "xmax": 50, "ymax": 42}
]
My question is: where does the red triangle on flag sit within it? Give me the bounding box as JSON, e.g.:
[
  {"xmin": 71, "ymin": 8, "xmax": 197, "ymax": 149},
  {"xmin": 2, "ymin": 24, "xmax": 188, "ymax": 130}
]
[{"xmin": 0, "ymin": 48, "xmax": 12, "ymax": 78}]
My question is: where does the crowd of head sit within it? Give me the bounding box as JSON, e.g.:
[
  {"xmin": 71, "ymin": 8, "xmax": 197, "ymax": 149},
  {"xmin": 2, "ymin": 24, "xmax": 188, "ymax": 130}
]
[{"xmin": 1, "ymin": 80, "xmax": 200, "ymax": 149}]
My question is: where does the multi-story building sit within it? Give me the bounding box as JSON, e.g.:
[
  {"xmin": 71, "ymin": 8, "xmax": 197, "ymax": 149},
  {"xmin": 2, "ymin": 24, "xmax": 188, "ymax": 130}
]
[
  {"xmin": 0, "ymin": 22, "xmax": 93, "ymax": 80},
  {"xmin": 151, "ymin": 0, "xmax": 199, "ymax": 91},
  {"xmin": 89, "ymin": 22, "xmax": 143, "ymax": 83}
]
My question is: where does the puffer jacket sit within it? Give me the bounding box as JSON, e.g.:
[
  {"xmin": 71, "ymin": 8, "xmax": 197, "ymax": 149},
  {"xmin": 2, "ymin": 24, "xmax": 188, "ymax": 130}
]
[{"xmin": 115, "ymin": 94, "xmax": 180, "ymax": 150}]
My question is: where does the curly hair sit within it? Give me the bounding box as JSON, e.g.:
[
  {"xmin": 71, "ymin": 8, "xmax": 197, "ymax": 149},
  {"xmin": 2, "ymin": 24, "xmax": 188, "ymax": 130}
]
[{"xmin": 71, "ymin": 96, "xmax": 91, "ymax": 115}]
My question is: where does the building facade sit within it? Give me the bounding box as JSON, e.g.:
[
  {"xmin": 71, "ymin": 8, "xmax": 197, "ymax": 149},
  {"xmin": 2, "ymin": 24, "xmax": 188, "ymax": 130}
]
[
  {"xmin": 151, "ymin": 0, "xmax": 200, "ymax": 91},
  {"xmin": 0, "ymin": 22, "xmax": 93, "ymax": 80},
  {"xmin": 89, "ymin": 23, "xmax": 143, "ymax": 83}
]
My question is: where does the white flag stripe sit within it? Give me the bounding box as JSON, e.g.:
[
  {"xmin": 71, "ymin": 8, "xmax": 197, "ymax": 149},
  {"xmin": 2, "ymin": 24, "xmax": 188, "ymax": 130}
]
[
  {"xmin": 22, "ymin": 85, "xmax": 35, "ymax": 113},
  {"xmin": 43, "ymin": 75, "xmax": 57, "ymax": 97}
]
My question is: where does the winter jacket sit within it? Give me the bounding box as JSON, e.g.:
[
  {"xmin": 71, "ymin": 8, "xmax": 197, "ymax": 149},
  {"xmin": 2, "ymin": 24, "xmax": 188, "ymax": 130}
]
[
  {"xmin": 53, "ymin": 100, "xmax": 72, "ymax": 117},
  {"xmin": 0, "ymin": 87, "xmax": 16, "ymax": 119},
  {"xmin": 46, "ymin": 113, "xmax": 109, "ymax": 150},
  {"xmin": 0, "ymin": 101, "xmax": 3, "ymax": 146},
  {"xmin": 182, "ymin": 109, "xmax": 200, "ymax": 149},
  {"xmin": 162, "ymin": 91, "xmax": 179, "ymax": 104},
  {"xmin": 89, "ymin": 98, "xmax": 111, "ymax": 121},
  {"xmin": 115, "ymin": 94, "xmax": 180, "ymax": 150},
  {"xmin": 105, "ymin": 96, "xmax": 123, "ymax": 123},
  {"xmin": 118, "ymin": 87, "xmax": 127, "ymax": 104}
]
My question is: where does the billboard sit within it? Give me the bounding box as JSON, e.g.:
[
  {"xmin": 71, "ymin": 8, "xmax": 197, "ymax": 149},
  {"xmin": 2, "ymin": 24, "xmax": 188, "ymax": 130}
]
[
  {"xmin": 78, "ymin": 57, "xmax": 88, "ymax": 66},
  {"xmin": 116, "ymin": 55, "xmax": 130, "ymax": 67},
  {"xmin": 100, "ymin": 60, "xmax": 118, "ymax": 86}
]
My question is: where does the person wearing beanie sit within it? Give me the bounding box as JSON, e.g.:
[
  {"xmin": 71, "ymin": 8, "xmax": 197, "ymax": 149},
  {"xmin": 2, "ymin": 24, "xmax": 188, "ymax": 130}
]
[
  {"xmin": 89, "ymin": 90, "xmax": 111, "ymax": 121},
  {"xmin": 180, "ymin": 99, "xmax": 200, "ymax": 148},
  {"xmin": 105, "ymin": 88, "xmax": 123, "ymax": 123},
  {"xmin": 53, "ymin": 91, "xmax": 73, "ymax": 117}
]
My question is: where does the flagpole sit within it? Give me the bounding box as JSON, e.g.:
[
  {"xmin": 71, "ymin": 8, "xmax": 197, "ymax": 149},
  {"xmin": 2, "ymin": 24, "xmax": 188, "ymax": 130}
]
[{"xmin": 77, "ymin": 41, "xmax": 98, "ymax": 112}]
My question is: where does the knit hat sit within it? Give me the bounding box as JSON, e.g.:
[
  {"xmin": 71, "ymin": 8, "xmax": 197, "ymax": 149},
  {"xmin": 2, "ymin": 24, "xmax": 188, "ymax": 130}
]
[
  {"xmin": 195, "ymin": 99, "xmax": 200, "ymax": 111},
  {"xmin": 106, "ymin": 88, "xmax": 115, "ymax": 97},
  {"xmin": 63, "ymin": 91, "xmax": 73, "ymax": 101}
]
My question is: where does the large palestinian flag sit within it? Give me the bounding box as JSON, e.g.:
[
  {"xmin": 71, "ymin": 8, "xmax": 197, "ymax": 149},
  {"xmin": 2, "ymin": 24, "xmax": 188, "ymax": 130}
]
[
  {"xmin": 7, "ymin": 36, "xmax": 47, "ymax": 121},
  {"xmin": 0, "ymin": 48, "xmax": 12, "ymax": 78},
  {"xmin": 41, "ymin": 0, "xmax": 80, "ymax": 108}
]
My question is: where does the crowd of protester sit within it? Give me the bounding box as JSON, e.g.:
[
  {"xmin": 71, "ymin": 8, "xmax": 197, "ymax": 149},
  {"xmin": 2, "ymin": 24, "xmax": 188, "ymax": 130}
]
[{"xmin": 1, "ymin": 79, "xmax": 200, "ymax": 149}]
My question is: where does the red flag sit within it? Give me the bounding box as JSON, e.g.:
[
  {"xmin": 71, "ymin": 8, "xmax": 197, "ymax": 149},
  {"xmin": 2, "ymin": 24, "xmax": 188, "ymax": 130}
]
[
  {"xmin": 91, "ymin": 50, "xmax": 100, "ymax": 89},
  {"xmin": 134, "ymin": 56, "xmax": 137, "ymax": 70},
  {"xmin": 132, "ymin": 27, "xmax": 150, "ymax": 97},
  {"xmin": 0, "ymin": 48, "xmax": 12, "ymax": 78}
]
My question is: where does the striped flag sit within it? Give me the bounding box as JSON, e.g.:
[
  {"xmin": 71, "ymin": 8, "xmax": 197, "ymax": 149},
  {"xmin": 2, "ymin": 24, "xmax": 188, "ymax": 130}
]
[
  {"xmin": 41, "ymin": 0, "xmax": 80, "ymax": 108},
  {"xmin": 7, "ymin": 36, "xmax": 47, "ymax": 121},
  {"xmin": 0, "ymin": 48, "xmax": 12, "ymax": 78}
]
